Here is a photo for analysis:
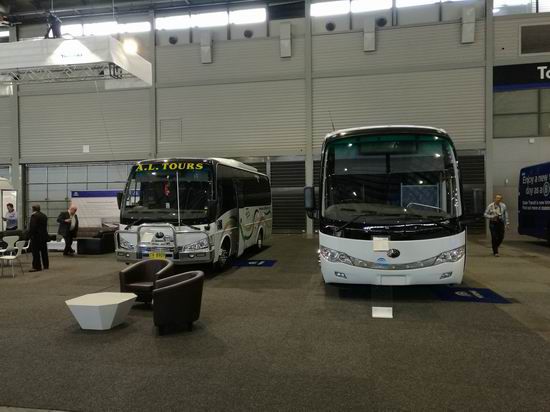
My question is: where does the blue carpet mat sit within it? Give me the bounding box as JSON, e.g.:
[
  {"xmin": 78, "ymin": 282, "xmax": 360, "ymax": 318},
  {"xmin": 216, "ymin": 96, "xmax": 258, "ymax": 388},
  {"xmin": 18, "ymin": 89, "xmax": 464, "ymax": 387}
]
[
  {"xmin": 234, "ymin": 260, "xmax": 277, "ymax": 267},
  {"xmin": 434, "ymin": 286, "xmax": 511, "ymax": 304}
]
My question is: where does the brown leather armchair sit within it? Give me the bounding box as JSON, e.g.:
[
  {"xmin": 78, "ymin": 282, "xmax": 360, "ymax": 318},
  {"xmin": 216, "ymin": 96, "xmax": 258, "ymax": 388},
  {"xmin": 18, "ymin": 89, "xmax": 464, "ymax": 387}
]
[
  {"xmin": 153, "ymin": 271, "xmax": 204, "ymax": 335},
  {"xmin": 119, "ymin": 259, "xmax": 175, "ymax": 304}
]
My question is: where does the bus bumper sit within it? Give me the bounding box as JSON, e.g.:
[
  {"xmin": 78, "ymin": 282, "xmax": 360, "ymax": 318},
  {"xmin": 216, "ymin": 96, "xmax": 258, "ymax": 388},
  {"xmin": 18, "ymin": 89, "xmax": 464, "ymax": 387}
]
[
  {"xmin": 320, "ymin": 256, "xmax": 465, "ymax": 286},
  {"xmin": 115, "ymin": 249, "xmax": 214, "ymax": 264}
]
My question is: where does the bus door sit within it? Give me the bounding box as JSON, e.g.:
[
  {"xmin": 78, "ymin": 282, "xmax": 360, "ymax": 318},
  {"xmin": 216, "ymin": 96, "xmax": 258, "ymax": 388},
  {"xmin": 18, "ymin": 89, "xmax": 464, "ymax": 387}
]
[{"xmin": 233, "ymin": 179, "xmax": 245, "ymax": 257}]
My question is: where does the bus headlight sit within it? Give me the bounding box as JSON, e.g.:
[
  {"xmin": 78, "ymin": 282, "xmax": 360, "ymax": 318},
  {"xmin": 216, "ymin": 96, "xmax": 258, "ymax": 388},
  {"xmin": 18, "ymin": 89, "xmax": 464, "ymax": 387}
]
[
  {"xmin": 434, "ymin": 246, "xmax": 465, "ymax": 265},
  {"xmin": 182, "ymin": 238, "xmax": 210, "ymax": 251},
  {"xmin": 119, "ymin": 238, "xmax": 135, "ymax": 250},
  {"xmin": 320, "ymin": 246, "xmax": 353, "ymax": 265}
]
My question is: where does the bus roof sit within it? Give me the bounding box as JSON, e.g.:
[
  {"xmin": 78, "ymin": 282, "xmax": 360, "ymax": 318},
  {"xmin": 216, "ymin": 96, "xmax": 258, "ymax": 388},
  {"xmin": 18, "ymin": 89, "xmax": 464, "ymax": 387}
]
[
  {"xmin": 324, "ymin": 125, "xmax": 450, "ymax": 141},
  {"xmin": 136, "ymin": 157, "xmax": 262, "ymax": 175}
]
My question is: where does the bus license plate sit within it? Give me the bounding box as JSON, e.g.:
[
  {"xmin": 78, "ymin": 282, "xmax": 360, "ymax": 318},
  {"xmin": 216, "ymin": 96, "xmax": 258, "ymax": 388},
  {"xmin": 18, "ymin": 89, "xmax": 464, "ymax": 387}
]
[{"xmin": 149, "ymin": 252, "xmax": 165, "ymax": 259}]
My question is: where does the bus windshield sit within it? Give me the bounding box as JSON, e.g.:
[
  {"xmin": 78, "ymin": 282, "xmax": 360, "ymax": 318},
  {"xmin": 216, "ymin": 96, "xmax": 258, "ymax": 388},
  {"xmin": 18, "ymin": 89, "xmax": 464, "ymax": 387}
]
[
  {"xmin": 121, "ymin": 161, "xmax": 213, "ymax": 225},
  {"xmin": 323, "ymin": 134, "xmax": 461, "ymax": 225}
]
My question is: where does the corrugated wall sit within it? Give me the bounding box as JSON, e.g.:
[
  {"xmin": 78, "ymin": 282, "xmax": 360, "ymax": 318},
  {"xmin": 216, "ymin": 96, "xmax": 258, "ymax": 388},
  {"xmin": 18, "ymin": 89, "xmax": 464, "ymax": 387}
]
[
  {"xmin": 157, "ymin": 38, "xmax": 305, "ymax": 85},
  {"xmin": 0, "ymin": 97, "xmax": 14, "ymax": 164},
  {"xmin": 156, "ymin": 80, "xmax": 306, "ymax": 158},
  {"xmin": 313, "ymin": 22, "xmax": 485, "ymax": 75},
  {"xmin": 312, "ymin": 68, "xmax": 485, "ymax": 151},
  {"xmin": 19, "ymin": 89, "xmax": 152, "ymax": 163}
]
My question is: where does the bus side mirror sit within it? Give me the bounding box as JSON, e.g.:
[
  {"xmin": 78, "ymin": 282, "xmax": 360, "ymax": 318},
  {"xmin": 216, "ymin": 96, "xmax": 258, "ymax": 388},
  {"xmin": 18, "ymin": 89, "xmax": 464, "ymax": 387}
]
[
  {"xmin": 208, "ymin": 199, "xmax": 218, "ymax": 218},
  {"xmin": 304, "ymin": 186, "xmax": 318, "ymax": 219},
  {"xmin": 116, "ymin": 192, "xmax": 123, "ymax": 210}
]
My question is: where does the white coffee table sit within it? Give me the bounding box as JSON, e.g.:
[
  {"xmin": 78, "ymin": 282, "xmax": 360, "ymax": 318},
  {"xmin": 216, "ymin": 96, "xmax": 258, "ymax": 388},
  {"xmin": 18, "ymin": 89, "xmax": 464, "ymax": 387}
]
[{"xmin": 66, "ymin": 292, "xmax": 137, "ymax": 330}]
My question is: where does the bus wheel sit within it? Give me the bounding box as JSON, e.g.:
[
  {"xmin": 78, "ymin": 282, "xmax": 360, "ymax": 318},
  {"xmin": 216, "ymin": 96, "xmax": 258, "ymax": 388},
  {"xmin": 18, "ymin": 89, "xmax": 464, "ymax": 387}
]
[
  {"xmin": 215, "ymin": 238, "xmax": 232, "ymax": 271},
  {"xmin": 256, "ymin": 230, "xmax": 264, "ymax": 251}
]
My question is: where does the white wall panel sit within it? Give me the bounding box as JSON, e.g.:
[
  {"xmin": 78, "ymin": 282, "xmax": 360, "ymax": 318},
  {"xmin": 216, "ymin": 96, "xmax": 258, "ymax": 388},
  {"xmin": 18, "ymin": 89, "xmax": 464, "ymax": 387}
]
[
  {"xmin": 495, "ymin": 15, "xmax": 550, "ymax": 62},
  {"xmin": 313, "ymin": 68, "xmax": 485, "ymax": 151},
  {"xmin": 313, "ymin": 22, "xmax": 485, "ymax": 75},
  {"xmin": 0, "ymin": 97, "xmax": 14, "ymax": 163},
  {"xmin": 19, "ymin": 89, "xmax": 152, "ymax": 163},
  {"xmin": 157, "ymin": 79, "xmax": 306, "ymax": 157},
  {"xmin": 156, "ymin": 38, "xmax": 305, "ymax": 85}
]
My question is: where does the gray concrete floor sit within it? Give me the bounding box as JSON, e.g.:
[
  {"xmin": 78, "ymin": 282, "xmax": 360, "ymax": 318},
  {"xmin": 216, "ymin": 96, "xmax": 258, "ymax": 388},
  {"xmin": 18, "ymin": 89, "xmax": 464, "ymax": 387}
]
[{"xmin": 0, "ymin": 234, "xmax": 549, "ymax": 411}]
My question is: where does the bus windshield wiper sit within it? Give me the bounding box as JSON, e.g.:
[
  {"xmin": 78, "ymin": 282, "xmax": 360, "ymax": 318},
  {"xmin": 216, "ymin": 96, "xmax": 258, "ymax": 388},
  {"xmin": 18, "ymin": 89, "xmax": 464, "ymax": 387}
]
[
  {"xmin": 397, "ymin": 213, "xmax": 455, "ymax": 230},
  {"xmin": 178, "ymin": 221, "xmax": 201, "ymax": 231},
  {"xmin": 125, "ymin": 218, "xmax": 145, "ymax": 230},
  {"xmin": 334, "ymin": 211, "xmax": 379, "ymax": 233}
]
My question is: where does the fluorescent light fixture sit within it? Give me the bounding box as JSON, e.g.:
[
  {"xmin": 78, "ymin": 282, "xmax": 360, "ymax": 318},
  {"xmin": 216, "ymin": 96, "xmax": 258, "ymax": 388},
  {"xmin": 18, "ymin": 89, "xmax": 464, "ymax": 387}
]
[
  {"xmin": 310, "ymin": 0, "xmax": 351, "ymax": 17},
  {"xmin": 229, "ymin": 8, "xmax": 267, "ymax": 24},
  {"xmin": 83, "ymin": 21, "xmax": 118, "ymax": 36},
  {"xmin": 118, "ymin": 22, "xmax": 151, "ymax": 33},
  {"xmin": 123, "ymin": 38, "xmax": 139, "ymax": 54},
  {"xmin": 351, "ymin": 0, "xmax": 392, "ymax": 12},
  {"xmin": 155, "ymin": 15, "xmax": 191, "ymax": 30},
  {"xmin": 0, "ymin": 31, "xmax": 9, "ymax": 38},
  {"xmin": 61, "ymin": 24, "xmax": 84, "ymax": 37},
  {"xmin": 396, "ymin": 0, "xmax": 439, "ymax": 7},
  {"xmin": 191, "ymin": 11, "xmax": 229, "ymax": 28}
]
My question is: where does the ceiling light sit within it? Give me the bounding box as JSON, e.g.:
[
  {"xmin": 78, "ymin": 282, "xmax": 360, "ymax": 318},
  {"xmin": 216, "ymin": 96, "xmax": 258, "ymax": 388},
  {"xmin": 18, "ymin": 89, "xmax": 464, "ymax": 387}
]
[
  {"xmin": 229, "ymin": 8, "xmax": 267, "ymax": 25},
  {"xmin": 351, "ymin": 0, "xmax": 392, "ymax": 13},
  {"xmin": 191, "ymin": 11, "xmax": 229, "ymax": 28},
  {"xmin": 311, "ymin": 1, "xmax": 351, "ymax": 17},
  {"xmin": 155, "ymin": 15, "xmax": 191, "ymax": 30},
  {"xmin": 123, "ymin": 39, "xmax": 138, "ymax": 55}
]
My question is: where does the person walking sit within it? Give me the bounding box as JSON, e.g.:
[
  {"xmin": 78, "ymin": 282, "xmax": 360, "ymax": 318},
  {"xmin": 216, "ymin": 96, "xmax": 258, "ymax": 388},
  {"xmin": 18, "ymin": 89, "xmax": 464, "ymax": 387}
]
[
  {"xmin": 28, "ymin": 204, "xmax": 49, "ymax": 272},
  {"xmin": 484, "ymin": 194, "xmax": 510, "ymax": 257},
  {"xmin": 57, "ymin": 205, "xmax": 79, "ymax": 256},
  {"xmin": 2, "ymin": 203, "xmax": 17, "ymax": 231}
]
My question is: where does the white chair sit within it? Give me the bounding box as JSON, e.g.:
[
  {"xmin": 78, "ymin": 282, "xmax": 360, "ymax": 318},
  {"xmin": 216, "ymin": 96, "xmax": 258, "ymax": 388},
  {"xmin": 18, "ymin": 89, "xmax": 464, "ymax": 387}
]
[
  {"xmin": 0, "ymin": 240, "xmax": 25, "ymax": 278},
  {"xmin": 21, "ymin": 240, "xmax": 31, "ymax": 261},
  {"xmin": 0, "ymin": 235, "xmax": 19, "ymax": 256}
]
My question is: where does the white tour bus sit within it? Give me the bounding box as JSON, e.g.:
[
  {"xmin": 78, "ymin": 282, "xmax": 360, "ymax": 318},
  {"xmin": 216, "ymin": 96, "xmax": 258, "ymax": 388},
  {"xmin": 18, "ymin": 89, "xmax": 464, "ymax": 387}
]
[
  {"xmin": 116, "ymin": 158, "xmax": 272, "ymax": 269},
  {"xmin": 305, "ymin": 126, "xmax": 468, "ymax": 286}
]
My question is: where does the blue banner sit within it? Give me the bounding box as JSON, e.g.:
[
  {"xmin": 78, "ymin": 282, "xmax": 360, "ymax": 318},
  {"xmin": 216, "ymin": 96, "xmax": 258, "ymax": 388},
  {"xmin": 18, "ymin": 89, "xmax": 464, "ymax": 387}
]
[
  {"xmin": 518, "ymin": 162, "xmax": 550, "ymax": 239},
  {"xmin": 71, "ymin": 190, "xmax": 122, "ymax": 198}
]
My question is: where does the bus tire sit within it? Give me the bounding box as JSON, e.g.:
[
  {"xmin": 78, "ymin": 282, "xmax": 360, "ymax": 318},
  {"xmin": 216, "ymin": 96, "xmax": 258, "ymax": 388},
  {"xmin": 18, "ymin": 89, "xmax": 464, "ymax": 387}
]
[{"xmin": 214, "ymin": 237, "xmax": 232, "ymax": 271}]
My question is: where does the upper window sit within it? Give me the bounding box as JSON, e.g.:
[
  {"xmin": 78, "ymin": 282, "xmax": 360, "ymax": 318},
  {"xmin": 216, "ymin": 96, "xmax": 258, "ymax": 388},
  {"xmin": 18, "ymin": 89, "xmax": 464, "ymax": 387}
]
[
  {"xmin": 311, "ymin": 1, "xmax": 351, "ymax": 17},
  {"xmin": 493, "ymin": 0, "xmax": 536, "ymax": 15},
  {"xmin": 521, "ymin": 24, "xmax": 550, "ymax": 55},
  {"xmin": 155, "ymin": 15, "xmax": 191, "ymax": 30}
]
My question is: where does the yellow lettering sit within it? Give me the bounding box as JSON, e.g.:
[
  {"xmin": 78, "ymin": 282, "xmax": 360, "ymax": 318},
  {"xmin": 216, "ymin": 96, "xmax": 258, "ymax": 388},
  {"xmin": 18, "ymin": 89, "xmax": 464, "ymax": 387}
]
[
  {"xmin": 136, "ymin": 164, "xmax": 143, "ymax": 172},
  {"xmin": 147, "ymin": 164, "xmax": 155, "ymax": 171},
  {"xmin": 162, "ymin": 163, "xmax": 169, "ymax": 170},
  {"xmin": 196, "ymin": 163, "xmax": 203, "ymax": 170},
  {"xmin": 169, "ymin": 163, "xmax": 178, "ymax": 170},
  {"xmin": 177, "ymin": 163, "xmax": 187, "ymax": 170},
  {"xmin": 187, "ymin": 163, "xmax": 195, "ymax": 170}
]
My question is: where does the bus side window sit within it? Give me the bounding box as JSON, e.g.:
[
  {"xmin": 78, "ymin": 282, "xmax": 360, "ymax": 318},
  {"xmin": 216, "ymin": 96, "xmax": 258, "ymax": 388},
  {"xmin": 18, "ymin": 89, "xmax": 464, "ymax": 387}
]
[{"xmin": 260, "ymin": 176, "xmax": 271, "ymax": 204}]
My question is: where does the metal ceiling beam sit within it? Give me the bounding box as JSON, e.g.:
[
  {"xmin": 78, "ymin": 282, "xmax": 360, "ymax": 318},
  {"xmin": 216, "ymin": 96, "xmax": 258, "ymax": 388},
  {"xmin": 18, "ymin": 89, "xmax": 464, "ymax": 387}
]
[{"xmin": 9, "ymin": 0, "xmax": 269, "ymax": 19}]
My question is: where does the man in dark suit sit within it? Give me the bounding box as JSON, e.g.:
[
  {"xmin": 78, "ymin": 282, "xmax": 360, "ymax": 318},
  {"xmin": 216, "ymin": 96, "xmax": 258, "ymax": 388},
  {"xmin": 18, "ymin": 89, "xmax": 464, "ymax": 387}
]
[
  {"xmin": 29, "ymin": 204, "xmax": 49, "ymax": 272},
  {"xmin": 57, "ymin": 205, "xmax": 79, "ymax": 256}
]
